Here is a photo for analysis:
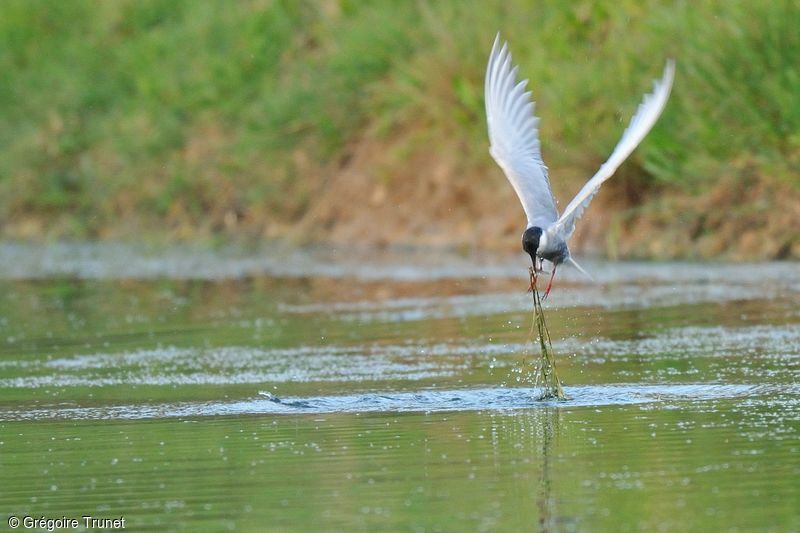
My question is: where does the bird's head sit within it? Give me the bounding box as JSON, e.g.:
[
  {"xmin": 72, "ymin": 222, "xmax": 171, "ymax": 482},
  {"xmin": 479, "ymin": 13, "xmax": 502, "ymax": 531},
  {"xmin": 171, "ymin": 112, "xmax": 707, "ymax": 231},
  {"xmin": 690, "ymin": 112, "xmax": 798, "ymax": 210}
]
[{"xmin": 522, "ymin": 226, "xmax": 543, "ymax": 264}]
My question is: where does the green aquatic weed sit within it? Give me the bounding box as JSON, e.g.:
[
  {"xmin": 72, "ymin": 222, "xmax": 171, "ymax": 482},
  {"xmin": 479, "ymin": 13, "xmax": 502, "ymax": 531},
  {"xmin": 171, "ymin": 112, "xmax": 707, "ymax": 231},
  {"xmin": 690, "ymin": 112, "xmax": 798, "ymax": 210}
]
[{"xmin": 529, "ymin": 267, "xmax": 567, "ymax": 400}]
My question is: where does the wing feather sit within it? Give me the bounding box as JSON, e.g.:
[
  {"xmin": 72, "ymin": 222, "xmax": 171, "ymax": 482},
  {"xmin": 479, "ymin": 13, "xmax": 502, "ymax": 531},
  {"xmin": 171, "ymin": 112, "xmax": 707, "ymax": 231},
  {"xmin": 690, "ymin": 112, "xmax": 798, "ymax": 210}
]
[
  {"xmin": 485, "ymin": 34, "xmax": 558, "ymax": 228},
  {"xmin": 556, "ymin": 60, "xmax": 676, "ymax": 238}
]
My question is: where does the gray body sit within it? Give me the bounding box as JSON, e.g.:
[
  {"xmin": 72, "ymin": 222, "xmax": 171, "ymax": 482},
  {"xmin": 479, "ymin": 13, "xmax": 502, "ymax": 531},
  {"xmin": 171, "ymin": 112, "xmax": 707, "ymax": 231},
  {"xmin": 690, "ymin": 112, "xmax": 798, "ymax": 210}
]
[
  {"xmin": 522, "ymin": 226, "xmax": 568, "ymax": 267},
  {"xmin": 537, "ymin": 229, "xmax": 569, "ymax": 266}
]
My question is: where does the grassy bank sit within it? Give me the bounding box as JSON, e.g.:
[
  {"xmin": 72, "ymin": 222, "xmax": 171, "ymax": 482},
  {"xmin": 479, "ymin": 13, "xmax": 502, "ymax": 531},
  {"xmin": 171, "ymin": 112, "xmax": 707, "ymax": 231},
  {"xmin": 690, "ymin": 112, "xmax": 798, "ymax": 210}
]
[{"xmin": 1, "ymin": 0, "xmax": 798, "ymax": 258}]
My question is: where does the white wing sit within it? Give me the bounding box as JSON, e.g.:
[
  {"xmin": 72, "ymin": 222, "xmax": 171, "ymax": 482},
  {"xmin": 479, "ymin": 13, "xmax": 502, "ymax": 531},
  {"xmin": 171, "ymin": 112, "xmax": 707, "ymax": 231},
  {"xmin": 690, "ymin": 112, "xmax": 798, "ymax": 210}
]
[
  {"xmin": 485, "ymin": 34, "xmax": 558, "ymax": 228},
  {"xmin": 556, "ymin": 59, "xmax": 675, "ymax": 239}
]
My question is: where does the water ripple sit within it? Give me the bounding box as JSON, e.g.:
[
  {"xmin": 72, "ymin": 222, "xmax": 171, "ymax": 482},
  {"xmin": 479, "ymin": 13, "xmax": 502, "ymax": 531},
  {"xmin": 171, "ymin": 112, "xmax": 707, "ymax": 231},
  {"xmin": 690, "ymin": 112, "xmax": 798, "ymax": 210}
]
[{"xmin": 0, "ymin": 383, "xmax": 770, "ymax": 421}]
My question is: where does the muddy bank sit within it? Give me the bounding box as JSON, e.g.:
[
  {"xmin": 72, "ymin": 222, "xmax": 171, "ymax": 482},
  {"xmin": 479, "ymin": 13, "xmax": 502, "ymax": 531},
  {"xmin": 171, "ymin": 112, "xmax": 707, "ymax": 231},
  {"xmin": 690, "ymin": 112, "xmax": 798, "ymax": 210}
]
[
  {"xmin": 4, "ymin": 147, "xmax": 798, "ymax": 263},
  {"xmin": 295, "ymin": 134, "xmax": 800, "ymax": 261},
  {"xmin": 5, "ymin": 136, "xmax": 798, "ymax": 261}
]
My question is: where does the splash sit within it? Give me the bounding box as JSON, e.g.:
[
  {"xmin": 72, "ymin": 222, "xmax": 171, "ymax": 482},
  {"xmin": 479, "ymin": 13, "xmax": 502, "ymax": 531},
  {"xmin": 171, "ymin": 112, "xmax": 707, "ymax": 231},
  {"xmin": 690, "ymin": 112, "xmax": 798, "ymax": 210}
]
[{"xmin": 529, "ymin": 267, "xmax": 567, "ymax": 400}]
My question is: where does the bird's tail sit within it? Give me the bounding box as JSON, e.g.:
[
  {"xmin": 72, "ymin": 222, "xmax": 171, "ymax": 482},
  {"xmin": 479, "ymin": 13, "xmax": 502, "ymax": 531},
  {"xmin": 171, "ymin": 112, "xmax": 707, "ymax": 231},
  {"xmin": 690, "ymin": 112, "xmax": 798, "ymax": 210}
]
[{"xmin": 567, "ymin": 256, "xmax": 594, "ymax": 281}]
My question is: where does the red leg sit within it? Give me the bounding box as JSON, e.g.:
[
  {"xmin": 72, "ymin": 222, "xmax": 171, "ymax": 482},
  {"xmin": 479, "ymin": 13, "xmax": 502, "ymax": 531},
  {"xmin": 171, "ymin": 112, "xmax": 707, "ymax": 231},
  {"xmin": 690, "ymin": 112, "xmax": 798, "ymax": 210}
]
[{"xmin": 542, "ymin": 266, "xmax": 557, "ymax": 300}]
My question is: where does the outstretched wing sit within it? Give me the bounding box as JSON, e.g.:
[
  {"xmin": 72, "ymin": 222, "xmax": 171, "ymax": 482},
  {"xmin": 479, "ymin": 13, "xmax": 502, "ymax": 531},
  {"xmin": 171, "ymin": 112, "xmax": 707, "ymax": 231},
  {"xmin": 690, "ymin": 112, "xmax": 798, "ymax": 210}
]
[
  {"xmin": 556, "ymin": 59, "xmax": 676, "ymax": 239},
  {"xmin": 485, "ymin": 34, "xmax": 558, "ymax": 229}
]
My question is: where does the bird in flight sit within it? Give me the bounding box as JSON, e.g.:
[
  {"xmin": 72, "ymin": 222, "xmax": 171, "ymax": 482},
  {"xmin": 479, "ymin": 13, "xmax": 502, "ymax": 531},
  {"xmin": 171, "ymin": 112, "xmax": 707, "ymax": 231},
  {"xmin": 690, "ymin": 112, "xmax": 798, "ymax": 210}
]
[{"xmin": 485, "ymin": 34, "xmax": 675, "ymax": 298}]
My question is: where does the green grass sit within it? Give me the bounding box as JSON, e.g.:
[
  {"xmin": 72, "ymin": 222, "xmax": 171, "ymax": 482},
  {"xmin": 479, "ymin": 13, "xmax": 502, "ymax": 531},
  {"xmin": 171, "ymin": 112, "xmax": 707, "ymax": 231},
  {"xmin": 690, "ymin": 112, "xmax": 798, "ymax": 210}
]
[{"xmin": 1, "ymin": 0, "xmax": 798, "ymax": 244}]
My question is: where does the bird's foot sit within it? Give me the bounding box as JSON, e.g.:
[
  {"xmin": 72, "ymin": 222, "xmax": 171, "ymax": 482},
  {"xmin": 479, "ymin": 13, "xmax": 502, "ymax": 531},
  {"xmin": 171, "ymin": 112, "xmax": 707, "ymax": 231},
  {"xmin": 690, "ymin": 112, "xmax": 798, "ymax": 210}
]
[
  {"xmin": 542, "ymin": 268, "xmax": 557, "ymax": 300},
  {"xmin": 542, "ymin": 284, "xmax": 552, "ymax": 300}
]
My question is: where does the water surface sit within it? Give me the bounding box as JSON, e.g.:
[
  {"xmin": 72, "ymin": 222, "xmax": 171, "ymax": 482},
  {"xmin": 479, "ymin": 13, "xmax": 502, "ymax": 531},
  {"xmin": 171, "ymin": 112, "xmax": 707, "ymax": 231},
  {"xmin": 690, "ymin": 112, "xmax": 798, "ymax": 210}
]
[{"xmin": 0, "ymin": 243, "xmax": 798, "ymax": 530}]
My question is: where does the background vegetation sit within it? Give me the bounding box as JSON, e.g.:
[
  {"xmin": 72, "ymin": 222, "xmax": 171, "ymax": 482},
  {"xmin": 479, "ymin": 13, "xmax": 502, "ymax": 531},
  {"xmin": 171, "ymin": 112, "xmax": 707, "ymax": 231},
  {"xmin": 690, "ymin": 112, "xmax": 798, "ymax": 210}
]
[{"xmin": 1, "ymin": 0, "xmax": 798, "ymax": 258}]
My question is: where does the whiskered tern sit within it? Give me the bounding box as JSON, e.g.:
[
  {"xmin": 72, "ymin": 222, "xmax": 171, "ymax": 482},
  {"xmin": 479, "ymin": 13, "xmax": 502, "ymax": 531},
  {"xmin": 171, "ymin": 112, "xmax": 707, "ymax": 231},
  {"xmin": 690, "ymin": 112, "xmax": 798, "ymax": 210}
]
[{"xmin": 485, "ymin": 34, "xmax": 675, "ymax": 298}]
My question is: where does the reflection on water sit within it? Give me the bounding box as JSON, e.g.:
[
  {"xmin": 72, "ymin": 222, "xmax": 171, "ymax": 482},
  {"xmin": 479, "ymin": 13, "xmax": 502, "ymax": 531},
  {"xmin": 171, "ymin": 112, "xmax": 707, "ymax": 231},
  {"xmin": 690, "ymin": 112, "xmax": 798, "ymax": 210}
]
[
  {"xmin": 537, "ymin": 409, "xmax": 560, "ymax": 532},
  {"xmin": 0, "ymin": 244, "xmax": 798, "ymax": 531}
]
